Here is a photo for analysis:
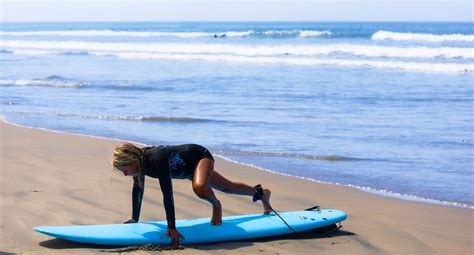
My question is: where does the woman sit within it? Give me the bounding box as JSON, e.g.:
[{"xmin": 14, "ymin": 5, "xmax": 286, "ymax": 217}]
[{"xmin": 111, "ymin": 142, "xmax": 272, "ymax": 246}]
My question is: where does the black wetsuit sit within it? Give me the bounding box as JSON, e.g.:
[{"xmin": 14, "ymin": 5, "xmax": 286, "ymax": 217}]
[{"xmin": 132, "ymin": 144, "xmax": 214, "ymax": 229}]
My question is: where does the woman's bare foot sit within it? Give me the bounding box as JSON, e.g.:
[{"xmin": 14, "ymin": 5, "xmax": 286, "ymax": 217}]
[
  {"xmin": 261, "ymin": 189, "xmax": 272, "ymax": 214},
  {"xmin": 211, "ymin": 200, "xmax": 222, "ymax": 225}
]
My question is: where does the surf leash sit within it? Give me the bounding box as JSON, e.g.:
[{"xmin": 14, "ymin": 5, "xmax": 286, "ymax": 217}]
[
  {"xmin": 253, "ymin": 184, "xmax": 300, "ymax": 235},
  {"xmin": 254, "ymin": 184, "xmax": 343, "ymax": 238},
  {"xmin": 270, "ymin": 205, "xmax": 300, "ymax": 235}
]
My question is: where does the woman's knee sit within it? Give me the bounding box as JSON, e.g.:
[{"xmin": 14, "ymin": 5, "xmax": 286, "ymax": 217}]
[
  {"xmin": 192, "ymin": 158, "xmax": 215, "ymax": 198},
  {"xmin": 193, "ymin": 183, "xmax": 209, "ymax": 199}
]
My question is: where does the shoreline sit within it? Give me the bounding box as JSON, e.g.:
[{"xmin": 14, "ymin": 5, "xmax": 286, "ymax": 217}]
[
  {"xmin": 218, "ymin": 154, "xmax": 474, "ymax": 210},
  {"xmin": 1, "ymin": 118, "xmax": 473, "ymax": 254},
  {"xmin": 3, "ymin": 116, "xmax": 472, "ymax": 210}
]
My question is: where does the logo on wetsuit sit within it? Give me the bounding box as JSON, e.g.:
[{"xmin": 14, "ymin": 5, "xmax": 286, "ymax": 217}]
[{"xmin": 169, "ymin": 153, "xmax": 186, "ymax": 172}]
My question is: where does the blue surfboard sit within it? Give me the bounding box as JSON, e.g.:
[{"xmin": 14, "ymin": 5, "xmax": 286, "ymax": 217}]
[{"xmin": 34, "ymin": 209, "xmax": 347, "ymax": 245}]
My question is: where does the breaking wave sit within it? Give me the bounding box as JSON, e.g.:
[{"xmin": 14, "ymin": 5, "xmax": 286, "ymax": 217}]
[
  {"xmin": 56, "ymin": 113, "xmax": 216, "ymax": 123},
  {"xmin": 2, "ymin": 40, "xmax": 473, "ymax": 74},
  {"xmin": 0, "ymin": 77, "xmax": 83, "ymax": 88},
  {"xmin": 216, "ymin": 150, "xmax": 366, "ymax": 161},
  {"xmin": 372, "ymin": 30, "xmax": 474, "ymax": 42},
  {"xmin": 3, "ymin": 40, "xmax": 472, "ymax": 59}
]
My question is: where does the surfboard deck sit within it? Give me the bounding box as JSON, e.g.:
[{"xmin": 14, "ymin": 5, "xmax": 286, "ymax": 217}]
[{"xmin": 34, "ymin": 209, "xmax": 347, "ymax": 245}]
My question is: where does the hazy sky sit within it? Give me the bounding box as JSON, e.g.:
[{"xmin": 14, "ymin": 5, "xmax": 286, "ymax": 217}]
[{"xmin": 0, "ymin": 0, "xmax": 472, "ymax": 22}]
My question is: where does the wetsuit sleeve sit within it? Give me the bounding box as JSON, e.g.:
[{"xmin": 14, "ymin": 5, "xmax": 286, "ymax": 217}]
[
  {"xmin": 131, "ymin": 176, "xmax": 144, "ymax": 221},
  {"xmin": 157, "ymin": 167, "xmax": 176, "ymax": 229}
]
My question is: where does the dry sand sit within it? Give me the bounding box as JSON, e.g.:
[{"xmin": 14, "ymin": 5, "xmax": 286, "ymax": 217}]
[{"xmin": 0, "ymin": 120, "xmax": 473, "ymax": 254}]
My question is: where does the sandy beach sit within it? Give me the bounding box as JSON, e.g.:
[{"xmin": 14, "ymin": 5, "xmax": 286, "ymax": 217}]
[{"xmin": 0, "ymin": 120, "xmax": 472, "ymax": 255}]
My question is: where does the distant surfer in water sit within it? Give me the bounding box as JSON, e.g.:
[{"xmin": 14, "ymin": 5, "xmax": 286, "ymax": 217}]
[{"xmin": 111, "ymin": 143, "xmax": 272, "ymax": 246}]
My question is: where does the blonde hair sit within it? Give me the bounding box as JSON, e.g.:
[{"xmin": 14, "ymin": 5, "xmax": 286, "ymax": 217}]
[
  {"xmin": 112, "ymin": 142, "xmax": 144, "ymax": 189},
  {"xmin": 112, "ymin": 142, "xmax": 143, "ymax": 168}
]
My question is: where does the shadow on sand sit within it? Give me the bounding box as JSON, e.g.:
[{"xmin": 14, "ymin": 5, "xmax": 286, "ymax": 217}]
[
  {"xmin": 39, "ymin": 238, "xmax": 123, "ymax": 250},
  {"xmin": 189, "ymin": 227, "xmax": 356, "ymax": 251},
  {"xmin": 0, "ymin": 252, "xmax": 18, "ymax": 255}
]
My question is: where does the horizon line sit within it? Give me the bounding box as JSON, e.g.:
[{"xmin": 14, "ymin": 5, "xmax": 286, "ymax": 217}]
[{"xmin": 2, "ymin": 20, "xmax": 473, "ymax": 23}]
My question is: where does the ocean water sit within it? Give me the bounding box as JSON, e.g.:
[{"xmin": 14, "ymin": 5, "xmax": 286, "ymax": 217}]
[{"xmin": 1, "ymin": 22, "xmax": 473, "ymax": 208}]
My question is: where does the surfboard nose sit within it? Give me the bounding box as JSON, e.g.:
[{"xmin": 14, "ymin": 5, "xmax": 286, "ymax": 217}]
[{"xmin": 33, "ymin": 226, "xmax": 49, "ymax": 235}]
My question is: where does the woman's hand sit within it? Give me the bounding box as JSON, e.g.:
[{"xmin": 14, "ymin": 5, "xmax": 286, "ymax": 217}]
[
  {"xmin": 166, "ymin": 228, "xmax": 185, "ymax": 246},
  {"xmin": 122, "ymin": 218, "xmax": 138, "ymax": 224}
]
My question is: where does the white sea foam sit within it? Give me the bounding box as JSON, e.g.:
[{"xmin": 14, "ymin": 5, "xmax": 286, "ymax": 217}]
[
  {"xmin": 2, "ymin": 40, "xmax": 473, "ymax": 59},
  {"xmin": 260, "ymin": 30, "xmax": 330, "ymax": 37},
  {"xmin": 372, "ymin": 30, "xmax": 474, "ymax": 42},
  {"xmin": 7, "ymin": 50, "xmax": 474, "ymax": 74},
  {"xmin": 106, "ymin": 52, "xmax": 473, "ymax": 73},
  {"xmin": 3, "ymin": 40, "xmax": 473, "ymax": 73},
  {"xmin": 224, "ymin": 31, "xmax": 254, "ymax": 37},
  {"xmin": 300, "ymin": 30, "xmax": 331, "ymax": 37},
  {"xmin": 8, "ymin": 49, "xmax": 52, "ymax": 56},
  {"xmin": 260, "ymin": 30, "xmax": 296, "ymax": 36},
  {"xmin": 0, "ymin": 79, "xmax": 82, "ymax": 88},
  {"xmin": 56, "ymin": 113, "xmax": 210, "ymax": 122}
]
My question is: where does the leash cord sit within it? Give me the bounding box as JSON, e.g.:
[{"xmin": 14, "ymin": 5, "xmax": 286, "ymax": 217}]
[{"xmin": 270, "ymin": 205, "xmax": 343, "ymax": 238}]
